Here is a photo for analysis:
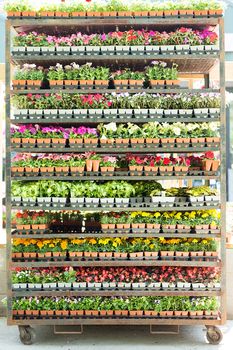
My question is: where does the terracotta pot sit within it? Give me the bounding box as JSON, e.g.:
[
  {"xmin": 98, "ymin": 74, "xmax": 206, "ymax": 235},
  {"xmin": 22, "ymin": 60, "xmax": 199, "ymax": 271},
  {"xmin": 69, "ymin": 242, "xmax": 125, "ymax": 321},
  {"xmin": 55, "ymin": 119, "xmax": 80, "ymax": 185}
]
[
  {"xmin": 70, "ymin": 310, "xmax": 84, "ymax": 316},
  {"xmin": 101, "ymin": 223, "xmax": 115, "ymax": 230},
  {"xmin": 40, "ymin": 11, "xmax": 55, "ymax": 17},
  {"xmin": 129, "ymin": 252, "xmax": 143, "ymax": 259},
  {"xmin": 79, "ymin": 80, "xmax": 94, "ymax": 87},
  {"xmin": 145, "ymin": 138, "xmax": 159, "ymax": 144},
  {"xmin": 22, "ymin": 138, "xmax": 36, "ymax": 145},
  {"xmin": 179, "ymin": 9, "xmax": 194, "ymax": 16},
  {"xmin": 131, "ymin": 223, "xmax": 145, "ymax": 229},
  {"xmin": 7, "ymin": 11, "xmax": 21, "ymax": 17},
  {"xmin": 69, "ymin": 251, "xmax": 83, "ymax": 258},
  {"xmin": 161, "ymin": 138, "xmax": 175, "ymax": 145},
  {"xmin": 129, "ymin": 310, "xmax": 144, "ymax": 317},
  {"xmin": 146, "ymin": 223, "xmax": 160, "ymax": 230},
  {"xmin": 12, "ymin": 79, "xmax": 26, "ymax": 87},
  {"xmin": 23, "ymin": 252, "xmax": 37, "ymax": 258},
  {"xmin": 102, "ymin": 11, "xmax": 117, "ymax": 17},
  {"xmin": 40, "ymin": 166, "xmax": 54, "ymax": 174},
  {"xmin": 49, "ymin": 80, "xmax": 63, "ymax": 86},
  {"xmin": 12, "ymin": 252, "xmax": 23, "ymax": 258},
  {"xmin": 101, "ymin": 166, "xmax": 115, "ymax": 174},
  {"xmin": 117, "ymin": 11, "xmax": 132, "ymax": 17},
  {"xmin": 85, "ymin": 159, "xmax": 93, "ymax": 172},
  {"xmin": 160, "ymin": 311, "xmax": 174, "ymax": 317},
  {"xmin": 116, "ymin": 223, "xmax": 130, "ymax": 229},
  {"xmin": 70, "ymin": 166, "xmax": 85, "ymax": 174},
  {"xmin": 176, "ymin": 138, "xmax": 190, "ymax": 146},
  {"xmin": 129, "ymin": 165, "xmax": 143, "ymax": 175},
  {"xmin": 16, "ymin": 224, "xmax": 30, "ymax": 230},
  {"xmin": 160, "ymin": 251, "xmax": 174, "ymax": 257},
  {"xmin": 164, "ymin": 10, "xmax": 178, "ymax": 16},
  {"xmin": 17, "ymin": 310, "xmax": 25, "ymax": 316},
  {"xmin": 92, "ymin": 159, "xmax": 100, "ymax": 172},
  {"xmin": 190, "ymin": 251, "xmax": 204, "ymax": 257},
  {"xmin": 206, "ymin": 137, "xmax": 220, "ymax": 144},
  {"xmin": 25, "ymin": 309, "xmax": 39, "ymax": 316},
  {"xmin": 212, "ymin": 160, "xmax": 220, "ymax": 171},
  {"xmin": 132, "ymin": 11, "xmax": 148, "ymax": 17},
  {"xmin": 194, "ymin": 10, "xmax": 208, "ymax": 16},
  {"xmin": 166, "ymin": 80, "xmax": 179, "ymax": 86},
  {"xmin": 144, "ymin": 251, "xmax": 158, "ymax": 258},
  {"xmin": 71, "ymin": 12, "xmax": 86, "ymax": 17},
  {"xmin": 40, "ymin": 310, "xmax": 54, "ymax": 317},
  {"xmin": 52, "ymin": 138, "xmax": 66, "ymax": 145},
  {"xmin": 53, "ymin": 252, "xmax": 66, "ymax": 258},
  {"xmin": 56, "ymin": 310, "xmax": 69, "ymax": 317},
  {"xmin": 69, "ymin": 139, "xmax": 83, "ymax": 145},
  {"xmin": 144, "ymin": 310, "xmax": 158, "ymax": 317},
  {"xmin": 114, "ymin": 310, "xmax": 129, "ymax": 316},
  {"xmin": 174, "ymin": 166, "xmax": 189, "ymax": 173},
  {"xmin": 95, "ymin": 80, "xmax": 109, "ymax": 87},
  {"xmin": 99, "ymin": 252, "xmax": 113, "ymax": 259},
  {"xmin": 37, "ymin": 138, "xmax": 50, "ymax": 145},
  {"xmin": 204, "ymin": 251, "xmax": 218, "ymax": 257},
  {"xmin": 131, "ymin": 138, "xmax": 145, "ymax": 144},
  {"xmin": 86, "ymin": 11, "xmax": 101, "ymax": 17},
  {"xmin": 150, "ymin": 79, "xmax": 165, "ymax": 87},
  {"xmin": 191, "ymin": 138, "xmax": 205, "ymax": 146},
  {"xmin": 84, "ymin": 251, "xmax": 98, "ymax": 259},
  {"xmin": 149, "ymin": 10, "xmax": 164, "ymax": 17},
  {"xmin": 202, "ymin": 159, "xmax": 213, "ymax": 171},
  {"xmin": 85, "ymin": 310, "xmax": 99, "ymax": 316},
  {"xmin": 64, "ymin": 80, "xmax": 78, "ymax": 86},
  {"xmin": 54, "ymin": 166, "xmax": 69, "ymax": 173},
  {"xmin": 84, "ymin": 138, "xmax": 98, "ymax": 144},
  {"xmin": 209, "ymin": 9, "xmax": 223, "ymax": 16},
  {"xmin": 175, "ymin": 251, "xmax": 189, "ymax": 257},
  {"xmin": 31, "ymin": 224, "xmax": 48, "ymax": 230},
  {"xmin": 114, "ymin": 79, "xmax": 128, "ymax": 89},
  {"xmin": 113, "ymin": 252, "xmax": 127, "ymax": 259},
  {"xmin": 55, "ymin": 11, "xmax": 69, "ymax": 17},
  {"xmin": 100, "ymin": 139, "xmax": 114, "ymax": 146},
  {"xmin": 11, "ymin": 137, "xmax": 21, "ymax": 144},
  {"xmin": 128, "ymin": 79, "xmax": 144, "ymax": 88},
  {"xmin": 22, "ymin": 11, "xmax": 36, "ymax": 17},
  {"xmin": 144, "ymin": 166, "xmax": 158, "ymax": 175},
  {"xmin": 115, "ymin": 138, "xmax": 129, "ymax": 147}
]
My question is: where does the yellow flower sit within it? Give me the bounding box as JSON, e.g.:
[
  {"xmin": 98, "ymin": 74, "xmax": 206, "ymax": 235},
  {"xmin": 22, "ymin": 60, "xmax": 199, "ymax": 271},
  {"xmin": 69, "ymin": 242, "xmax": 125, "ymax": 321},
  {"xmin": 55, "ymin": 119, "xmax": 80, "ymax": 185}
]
[{"xmin": 89, "ymin": 239, "xmax": 97, "ymax": 245}]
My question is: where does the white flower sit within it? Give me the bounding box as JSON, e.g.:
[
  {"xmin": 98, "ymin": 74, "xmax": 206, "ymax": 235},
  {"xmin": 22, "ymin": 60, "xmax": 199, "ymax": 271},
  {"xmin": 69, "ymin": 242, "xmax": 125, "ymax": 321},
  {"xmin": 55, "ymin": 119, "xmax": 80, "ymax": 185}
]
[
  {"xmin": 173, "ymin": 127, "xmax": 181, "ymax": 136},
  {"xmin": 160, "ymin": 61, "xmax": 167, "ymax": 68},
  {"xmin": 104, "ymin": 122, "xmax": 117, "ymax": 132},
  {"xmin": 209, "ymin": 122, "xmax": 219, "ymax": 131}
]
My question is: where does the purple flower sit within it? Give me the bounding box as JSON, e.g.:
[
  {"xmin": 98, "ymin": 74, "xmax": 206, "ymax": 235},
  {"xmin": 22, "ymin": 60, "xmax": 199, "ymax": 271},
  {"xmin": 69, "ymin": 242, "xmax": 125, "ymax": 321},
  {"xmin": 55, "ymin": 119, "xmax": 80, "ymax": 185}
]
[
  {"xmin": 101, "ymin": 33, "xmax": 107, "ymax": 41},
  {"xmin": 77, "ymin": 126, "xmax": 87, "ymax": 135}
]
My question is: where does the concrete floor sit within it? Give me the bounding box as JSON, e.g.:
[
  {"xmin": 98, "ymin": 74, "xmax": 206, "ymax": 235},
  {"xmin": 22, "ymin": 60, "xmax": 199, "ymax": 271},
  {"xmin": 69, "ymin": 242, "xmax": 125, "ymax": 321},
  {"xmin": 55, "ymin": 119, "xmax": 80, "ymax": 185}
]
[{"xmin": 0, "ymin": 319, "xmax": 233, "ymax": 350}]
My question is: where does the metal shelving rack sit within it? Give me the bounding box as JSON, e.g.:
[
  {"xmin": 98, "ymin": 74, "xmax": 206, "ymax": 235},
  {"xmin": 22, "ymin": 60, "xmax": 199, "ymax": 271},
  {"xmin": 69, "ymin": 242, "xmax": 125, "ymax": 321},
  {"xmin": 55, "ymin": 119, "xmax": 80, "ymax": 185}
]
[{"xmin": 5, "ymin": 14, "xmax": 226, "ymax": 344}]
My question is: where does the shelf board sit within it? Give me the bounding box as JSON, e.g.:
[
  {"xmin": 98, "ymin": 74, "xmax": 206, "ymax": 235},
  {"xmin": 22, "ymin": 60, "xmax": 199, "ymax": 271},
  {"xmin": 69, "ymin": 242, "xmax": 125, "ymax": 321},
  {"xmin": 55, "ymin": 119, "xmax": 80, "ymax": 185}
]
[
  {"xmin": 11, "ymin": 175, "xmax": 220, "ymax": 181},
  {"xmin": 9, "ymin": 17, "xmax": 220, "ymax": 30},
  {"xmin": 10, "ymin": 232, "xmax": 221, "ymax": 239},
  {"xmin": 11, "ymin": 88, "xmax": 220, "ymax": 95},
  {"xmin": 11, "ymin": 55, "xmax": 219, "ymax": 73},
  {"xmin": 10, "ymin": 146, "xmax": 220, "ymax": 154},
  {"xmin": 10, "ymin": 260, "xmax": 221, "ymax": 268},
  {"xmin": 8, "ymin": 317, "xmax": 223, "ymax": 326},
  {"xmin": 11, "ymin": 116, "xmax": 221, "ymax": 124},
  {"xmin": 11, "ymin": 205, "xmax": 221, "ymax": 212},
  {"xmin": 11, "ymin": 290, "xmax": 222, "ymax": 297}
]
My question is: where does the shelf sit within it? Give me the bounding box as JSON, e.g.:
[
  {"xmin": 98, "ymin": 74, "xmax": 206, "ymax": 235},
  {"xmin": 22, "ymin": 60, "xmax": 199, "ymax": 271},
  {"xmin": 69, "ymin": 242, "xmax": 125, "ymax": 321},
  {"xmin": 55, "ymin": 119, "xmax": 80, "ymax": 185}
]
[
  {"xmin": 8, "ymin": 317, "xmax": 223, "ymax": 326},
  {"xmin": 11, "ymin": 205, "xmax": 221, "ymax": 212},
  {"xmin": 11, "ymin": 116, "xmax": 221, "ymax": 124},
  {"xmin": 11, "ymin": 290, "xmax": 222, "ymax": 297},
  {"xmin": 10, "ymin": 260, "xmax": 222, "ymax": 268},
  {"xmin": 11, "ymin": 174, "xmax": 220, "ymax": 181},
  {"xmin": 11, "ymin": 55, "xmax": 218, "ymax": 73},
  {"xmin": 10, "ymin": 18, "xmax": 220, "ymax": 30},
  {"xmin": 10, "ymin": 146, "xmax": 220, "ymax": 154},
  {"xmin": 11, "ymin": 232, "xmax": 221, "ymax": 239},
  {"xmin": 11, "ymin": 88, "xmax": 220, "ymax": 95}
]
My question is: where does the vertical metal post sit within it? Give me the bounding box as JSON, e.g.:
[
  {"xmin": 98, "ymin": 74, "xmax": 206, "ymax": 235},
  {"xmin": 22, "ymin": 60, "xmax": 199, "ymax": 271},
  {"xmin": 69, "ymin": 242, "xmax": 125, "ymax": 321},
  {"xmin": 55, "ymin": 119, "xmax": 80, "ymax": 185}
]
[
  {"xmin": 5, "ymin": 19, "xmax": 12, "ymax": 324},
  {"xmin": 219, "ymin": 17, "xmax": 227, "ymax": 324}
]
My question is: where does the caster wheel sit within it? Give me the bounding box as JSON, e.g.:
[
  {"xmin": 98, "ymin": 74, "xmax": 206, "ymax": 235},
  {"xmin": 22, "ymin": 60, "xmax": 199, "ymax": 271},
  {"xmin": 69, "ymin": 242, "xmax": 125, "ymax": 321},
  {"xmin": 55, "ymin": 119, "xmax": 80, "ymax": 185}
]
[
  {"xmin": 19, "ymin": 326, "xmax": 36, "ymax": 345},
  {"xmin": 206, "ymin": 326, "xmax": 223, "ymax": 345}
]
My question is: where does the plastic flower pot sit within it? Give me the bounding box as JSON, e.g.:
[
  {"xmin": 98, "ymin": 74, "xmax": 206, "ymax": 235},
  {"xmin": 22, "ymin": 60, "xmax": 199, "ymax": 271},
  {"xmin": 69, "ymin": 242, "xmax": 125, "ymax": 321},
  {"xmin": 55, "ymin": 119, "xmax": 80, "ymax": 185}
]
[
  {"xmin": 174, "ymin": 166, "xmax": 189, "ymax": 174},
  {"xmin": 133, "ymin": 11, "xmax": 148, "ymax": 17},
  {"xmin": 130, "ymin": 46, "xmax": 145, "ymax": 56},
  {"xmin": 85, "ymin": 198, "xmax": 99, "ymax": 208},
  {"xmin": 73, "ymin": 282, "xmax": 87, "ymax": 290},
  {"xmin": 118, "ymin": 282, "xmax": 131, "ymax": 290},
  {"xmin": 70, "ymin": 166, "xmax": 85, "ymax": 175},
  {"xmin": 55, "ymin": 11, "xmax": 69, "ymax": 18},
  {"xmin": 26, "ymin": 47, "xmax": 41, "ymax": 55},
  {"xmin": 159, "ymin": 166, "xmax": 173, "ymax": 176},
  {"xmin": 144, "ymin": 166, "xmax": 158, "ymax": 176},
  {"xmin": 145, "ymin": 138, "xmax": 160, "ymax": 146},
  {"xmin": 11, "ymin": 47, "xmax": 26, "ymax": 56},
  {"xmin": 145, "ymin": 45, "xmax": 160, "ymax": 56},
  {"xmin": 129, "ymin": 252, "xmax": 143, "ymax": 260},
  {"xmin": 144, "ymin": 251, "xmax": 158, "ymax": 260},
  {"xmin": 113, "ymin": 252, "xmax": 128, "ymax": 260},
  {"xmin": 175, "ymin": 251, "xmax": 190, "ymax": 260},
  {"xmin": 87, "ymin": 282, "xmax": 102, "ymax": 290},
  {"xmin": 12, "ymin": 283, "xmax": 27, "ymax": 290},
  {"xmin": 56, "ymin": 47, "xmax": 71, "ymax": 56},
  {"xmin": 176, "ymin": 138, "xmax": 190, "ymax": 148},
  {"xmin": 71, "ymin": 46, "xmax": 85, "ymax": 56},
  {"xmin": 23, "ymin": 252, "xmax": 37, "ymax": 259},
  {"xmin": 161, "ymin": 282, "xmax": 176, "ymax": 289},
  {"xmin": 177, "ymin": 282, "xmax": 191, "ymax": 290},
  {"xmin": 100, "ymin": 167, "xmax": 115, "ymax": 175},
  {"xmin": 7, "ymin": 11, "xmax": 21, "ymax": 17},
  {"xmin": 84, "ymin": 251, "xmax": 98, "ymax": 259},
  {"xmin": 28, "ymin": 283, "xmax": 42, "ymax": 290},
  {"xmin": 205, "ymin": 45, "xmax": 219, "ymax": 53},
  {"xmin": 134, "ymin": 109, "xmax": 148, "ymax": 119},
  {"xmin": 160, "ymin": 251, "xmax": 175, "ymax": 260},
  {"xmin": 150, "ymin": 79, "xmax": 165, "ymax": 88},
  {"xmin": 41, "ymin": 47, "xmax": 55, "ymax": 55},
  {"xmin": 160, "ymin": 311, "xmax": 174, "ymax": 317},
  {"xmin": 129, "ymin": 310, "xmax": 144, "ymax": 317},
  {"xmin": 115, "ymin": 138, "xmax": 129, "ymax": 148},
  {"xmin": 69, "ymin": 251, "xmax": 83, "ymax": 259},
  {"xmin": 164, "ymin": 10, "xmax": 178, "ymax": 17},
  {"xmin": 129, "ymin": 165, "xmax": 143, "ymax": 176},
  {"xmin": 144, "ymin": 310, "xmax": 158, "ymax": 317},
  {"xmin": 147, "ymin": 282, "xmax": 161, "ymax": 290},
  {"xmin": 102, "ymin": 282, "xmax": 116, "ymax": 289},
  {"xmin": 99, "ymin": 252, "xmax": 113, "ymax": 260},
  {"xmin": 114, "ymin": 310, "xmax": 129, "ymax": 317},
  {"xmin": 206, "ymin": 137, "xmax": 220, "ymax": 147},
  {"xmin": 190, "ymin": 251, "xmax": 204, "ymax": 261},
  {"xmin": 115, "ymin": 198, "xmax": 129, "ymax": 208},
  {"xmin": 70, "ymin": 310, "xmax": 84, "ymax": 317},
  {"xmin": 175, "ymin": 45, "xmax": 190, "ymax": 54}
]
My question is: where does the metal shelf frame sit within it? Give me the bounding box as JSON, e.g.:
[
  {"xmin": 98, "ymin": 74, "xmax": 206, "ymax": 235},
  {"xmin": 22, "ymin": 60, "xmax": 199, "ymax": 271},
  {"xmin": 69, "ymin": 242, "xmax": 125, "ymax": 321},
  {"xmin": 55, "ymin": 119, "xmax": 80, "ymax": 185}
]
[{"xmin": 5, "ymin": 15, "xmax": 226, "ymax": 338}]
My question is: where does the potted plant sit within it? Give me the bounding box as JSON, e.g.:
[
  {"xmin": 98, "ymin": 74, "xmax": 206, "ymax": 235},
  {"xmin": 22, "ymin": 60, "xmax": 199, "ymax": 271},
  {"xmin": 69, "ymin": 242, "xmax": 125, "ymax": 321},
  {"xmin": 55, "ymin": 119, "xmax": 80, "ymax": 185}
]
[{"xmin": 100, "ymin": 156, "xmax": 117, "ymax": 175}]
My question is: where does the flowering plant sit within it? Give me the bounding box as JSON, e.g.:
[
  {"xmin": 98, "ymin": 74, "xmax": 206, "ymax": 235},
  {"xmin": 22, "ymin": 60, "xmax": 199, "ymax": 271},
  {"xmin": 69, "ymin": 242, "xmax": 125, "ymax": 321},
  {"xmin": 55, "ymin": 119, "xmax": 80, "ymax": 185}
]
[
  {"xmin": 100, "ymin": 156, "xmax": 117, "ymax": 167},
  {"xmin": 14, "ymin": 27, "xmax": 218, "ymax": 47},
  {"xmin": 14, "ymin": 64, "xmax": 45, "ymax": 81},
  {"xmin": 145, "ymin": 61, "xmax": 178, "ymax": 81},
  {"xmin": 13, "ymin": 211, "xmax": 52, "ymax": 225},
  {"xmin": 69, "ymin": 126, "xmax": 98, "ymax": 139},
  {"xmin": 47, "ymin": 62, "xmax": 110, "ymax": 81}
]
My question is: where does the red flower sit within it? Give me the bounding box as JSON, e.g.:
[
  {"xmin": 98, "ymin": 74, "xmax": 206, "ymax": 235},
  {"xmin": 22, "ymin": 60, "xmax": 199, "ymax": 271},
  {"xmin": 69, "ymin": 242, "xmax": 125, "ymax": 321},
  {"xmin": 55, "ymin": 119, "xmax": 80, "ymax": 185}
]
[
  {"xmin": 204, "ymin": 151, "xmax": 215, "ymax": 160},
  {"xmin": 163, "ymin": 158, "xmax": 171, "ymax": 165}
]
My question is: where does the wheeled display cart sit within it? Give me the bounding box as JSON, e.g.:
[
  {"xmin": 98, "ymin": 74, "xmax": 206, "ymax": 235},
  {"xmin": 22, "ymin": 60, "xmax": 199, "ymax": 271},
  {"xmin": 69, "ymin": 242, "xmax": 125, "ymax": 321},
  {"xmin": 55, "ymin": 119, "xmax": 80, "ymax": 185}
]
[{"xmin": 5, "ymin": 12, "xmax": 226, "ymax": 345}]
